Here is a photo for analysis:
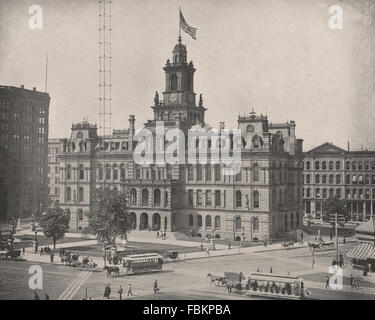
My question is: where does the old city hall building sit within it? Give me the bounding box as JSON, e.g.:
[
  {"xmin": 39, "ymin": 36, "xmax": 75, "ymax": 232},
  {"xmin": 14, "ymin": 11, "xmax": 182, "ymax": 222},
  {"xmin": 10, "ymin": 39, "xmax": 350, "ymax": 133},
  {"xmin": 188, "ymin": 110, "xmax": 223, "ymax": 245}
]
[{"xmin": 54, "ymin": 38, "xmax": 304, "ymax": 241}]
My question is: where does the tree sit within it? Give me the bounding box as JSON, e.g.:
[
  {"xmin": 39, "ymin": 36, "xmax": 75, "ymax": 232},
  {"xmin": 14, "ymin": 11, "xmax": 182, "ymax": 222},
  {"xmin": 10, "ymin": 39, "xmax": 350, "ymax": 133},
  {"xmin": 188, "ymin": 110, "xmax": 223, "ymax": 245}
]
[
  {"xmin": 85, "ymin": 185, "xmax": 130, "ymax": 247},
  {"xmin": 39, "ymin": 205, "xmax": 70, "ymax": 249},
  {"xmin": 322, "ymin": 196, "xmax": 348, "ymax": 224}
]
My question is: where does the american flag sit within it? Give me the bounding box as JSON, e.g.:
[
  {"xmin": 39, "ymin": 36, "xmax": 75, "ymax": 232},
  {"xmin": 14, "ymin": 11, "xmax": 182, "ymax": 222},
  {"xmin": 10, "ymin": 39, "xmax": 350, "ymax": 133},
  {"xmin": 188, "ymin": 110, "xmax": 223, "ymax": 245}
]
[{"xmin": 180, "ymin": 10, "xmax": 197, "ymax": 40}]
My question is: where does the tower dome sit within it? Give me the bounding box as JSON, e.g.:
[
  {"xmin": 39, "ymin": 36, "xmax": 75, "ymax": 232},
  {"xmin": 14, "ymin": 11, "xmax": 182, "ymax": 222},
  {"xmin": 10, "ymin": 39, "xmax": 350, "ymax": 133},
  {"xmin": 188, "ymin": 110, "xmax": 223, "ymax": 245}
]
[{"xmin": 172, "ymin": 36, "xmax": 187, "ymax": 64}]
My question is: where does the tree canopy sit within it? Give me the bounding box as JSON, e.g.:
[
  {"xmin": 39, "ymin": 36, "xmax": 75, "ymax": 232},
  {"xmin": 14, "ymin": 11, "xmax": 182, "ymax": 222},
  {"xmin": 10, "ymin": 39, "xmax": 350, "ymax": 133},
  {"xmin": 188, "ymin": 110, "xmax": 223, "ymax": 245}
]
[
  {"xmin": 85, "ymin": 185, "xmax": 130, "ymax": 246},
  {"xmin": 39, "ymin": 205, "xmax": 70, "ymax": 249},
  {"xmin": 322, "ymin": 196, "xmax": 348, "ymax": 223}
]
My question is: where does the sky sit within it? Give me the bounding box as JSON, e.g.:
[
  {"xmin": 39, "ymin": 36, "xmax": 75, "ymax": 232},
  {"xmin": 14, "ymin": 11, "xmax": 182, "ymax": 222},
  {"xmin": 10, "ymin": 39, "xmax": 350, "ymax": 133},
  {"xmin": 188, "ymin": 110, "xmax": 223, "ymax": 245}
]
[{"xmin": 1, "ymin": 0, "xmax": 375, "ymax": 151}]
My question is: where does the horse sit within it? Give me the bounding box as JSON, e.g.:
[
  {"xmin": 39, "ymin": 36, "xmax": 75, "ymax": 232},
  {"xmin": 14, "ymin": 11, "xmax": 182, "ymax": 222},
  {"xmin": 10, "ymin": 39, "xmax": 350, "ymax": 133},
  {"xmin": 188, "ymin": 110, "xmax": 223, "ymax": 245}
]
[
  {"xmin": 207, "ymin": 273, "xmax": 227, "ymax": 286},
  {"xmin": 104, "ymin": 266, "xmax": 120, "ymax": 277}
]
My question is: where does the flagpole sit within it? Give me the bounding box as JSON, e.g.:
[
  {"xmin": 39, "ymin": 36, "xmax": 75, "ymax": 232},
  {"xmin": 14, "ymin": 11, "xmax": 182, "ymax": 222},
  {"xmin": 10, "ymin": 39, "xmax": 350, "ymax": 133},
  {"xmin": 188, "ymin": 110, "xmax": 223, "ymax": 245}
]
[{"xmin": 179, "ymin": 6, "xmax": 181, "ymax": 39}]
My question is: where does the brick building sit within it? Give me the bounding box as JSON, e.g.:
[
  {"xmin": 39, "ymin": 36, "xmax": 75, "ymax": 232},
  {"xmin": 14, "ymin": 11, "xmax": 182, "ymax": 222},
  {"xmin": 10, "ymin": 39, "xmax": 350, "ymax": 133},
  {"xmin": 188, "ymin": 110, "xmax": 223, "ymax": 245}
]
[
  {"xmin": 303, "ymin": 142, "xmax": 375, "ymax": 221},
  {"xmin": 55, "ymin": 38, "xmax": 304, "ymax": 241},
  {"xmin": 0, "ymin": 85, "xmax": 50, "ymax": 220}
]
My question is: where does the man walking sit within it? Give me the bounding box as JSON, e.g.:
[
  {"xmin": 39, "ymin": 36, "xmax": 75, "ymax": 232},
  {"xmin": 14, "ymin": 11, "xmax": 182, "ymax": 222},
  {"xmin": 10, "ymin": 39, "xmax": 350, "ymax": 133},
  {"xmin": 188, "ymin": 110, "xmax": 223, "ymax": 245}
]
[
  {"xmin": 325, "ymin": 276, "xmax": 330, "ymax": 289},
  {"xmin": 118, "ymin": 285, "xmax": 123, "ymax": 300},
  {"xmin": 127, "ymin": 283, "xmax": 133, "ymax": 296},
  {"xmin": 153, "ymin": 279, "xmax": 159, "ymax": 294},
  {"xmin": 104, "ymin": 283, "xmax": 111, "ymax": 299}
]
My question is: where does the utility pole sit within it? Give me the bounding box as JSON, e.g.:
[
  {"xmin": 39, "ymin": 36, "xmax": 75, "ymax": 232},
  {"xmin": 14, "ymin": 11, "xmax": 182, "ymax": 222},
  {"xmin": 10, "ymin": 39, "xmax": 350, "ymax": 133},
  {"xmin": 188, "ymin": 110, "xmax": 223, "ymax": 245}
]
[{"xmin": 335, "ymin": 212, "xmax": 339, "ymax": 262}]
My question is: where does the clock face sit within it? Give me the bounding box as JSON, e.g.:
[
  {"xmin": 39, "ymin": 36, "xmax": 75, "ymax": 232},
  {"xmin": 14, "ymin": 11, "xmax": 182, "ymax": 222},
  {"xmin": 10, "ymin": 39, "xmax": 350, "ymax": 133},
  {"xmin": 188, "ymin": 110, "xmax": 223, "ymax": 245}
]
[{"xmin": 169, "ymin": 93, "xmax": 177, "ymax": 102}]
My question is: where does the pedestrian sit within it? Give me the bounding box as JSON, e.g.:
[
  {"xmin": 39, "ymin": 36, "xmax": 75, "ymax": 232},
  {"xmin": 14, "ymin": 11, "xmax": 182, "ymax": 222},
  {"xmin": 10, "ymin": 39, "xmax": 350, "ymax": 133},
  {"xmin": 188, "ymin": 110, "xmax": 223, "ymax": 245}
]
[
  {"xmin": 325, "ymin": 276, "xmax": 330, "ymax": 289},
  {"xmin": 200, "ymin": 243, "xmax": 204, "ymax": 251},
  {"xmin": 264, "ymin": 240, "xmax": 267, "ymax": 248},
  {"xmin": 301, "ymin": 232, "xmax": 304, "ymax": 241},
  {"xmin": 350, "ymin": 274, "xmax": 354, "ymax": 289},
  {"xmin": 45, "ymin": 292, "xmax": 49, "ymax": 300},
  {"xmin": 330, "ymin": 233, "xmax": 333, "ymax": 241},
  {"xmin": 228, "ymin": 242, "xmax": 231, "ymax": 250},
  {"xmin": 127, "ymin": 283, "xmax": 133, "ymax": 296},
  {"xmin": 269, "ymin": 266, "xmax": 273, "ymax": 274},
  {"xmin": 153, "ymin": 279, "xmax": 159, "ymax": 294},
  {"xmin": 206, "ymin": 247, "xmax": 210, "ymax": 256},
  {"xmin": 227, "ymin": 283, "xmax": 232, "ymax": 294},
  {"xmin": 343, "ymin": 236, "xmax": 346, "ymax": 244},
  {"xmin": 33, "ymin": 291, "xmax": 40, "ymax": 300},
  {"xmin": 104, "ymin": 283, "xmax": 111, "ymax": 299},
  {"xmin": 22, "ymin": 247, "xmax": 25, "ymax": 256},
  {"xmin": 156, "ymin": 231, "xmax": 159, "ymax": 238},
  {"xmin": 50, "ymin": 252, "xmax": 54, "ymax": 263},
  {"xmin": 118, "ymin": 285, "xmax": 123, "ymax": 300}
]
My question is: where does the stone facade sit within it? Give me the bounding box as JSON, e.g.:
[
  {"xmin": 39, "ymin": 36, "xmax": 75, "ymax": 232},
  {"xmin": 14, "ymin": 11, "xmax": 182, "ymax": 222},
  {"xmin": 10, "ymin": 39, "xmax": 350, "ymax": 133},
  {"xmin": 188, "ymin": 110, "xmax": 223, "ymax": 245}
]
[
  {"xmin": 54, "ymin": 38, "xmax": 304, "ymax": 241},
  {"xmin": 303, "ymin": 142, "xmax": 375, "ymax": 221}
]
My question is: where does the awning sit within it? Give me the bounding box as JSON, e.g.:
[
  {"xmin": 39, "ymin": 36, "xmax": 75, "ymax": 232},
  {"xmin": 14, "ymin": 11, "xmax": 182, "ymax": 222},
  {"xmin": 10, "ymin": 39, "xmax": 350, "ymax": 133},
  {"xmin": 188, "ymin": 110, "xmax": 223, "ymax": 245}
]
[{"xmin": 346, "ymin": 242, "xmax": 375, "ymax": 260}]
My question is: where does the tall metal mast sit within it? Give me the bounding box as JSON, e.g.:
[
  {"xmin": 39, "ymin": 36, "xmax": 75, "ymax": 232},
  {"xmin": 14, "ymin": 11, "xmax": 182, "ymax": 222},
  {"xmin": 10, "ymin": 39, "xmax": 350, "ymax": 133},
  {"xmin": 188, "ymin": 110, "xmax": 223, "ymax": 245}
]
[{"xmin": 98, "ymin": 0, "xmax": 112, "ymax": 137}]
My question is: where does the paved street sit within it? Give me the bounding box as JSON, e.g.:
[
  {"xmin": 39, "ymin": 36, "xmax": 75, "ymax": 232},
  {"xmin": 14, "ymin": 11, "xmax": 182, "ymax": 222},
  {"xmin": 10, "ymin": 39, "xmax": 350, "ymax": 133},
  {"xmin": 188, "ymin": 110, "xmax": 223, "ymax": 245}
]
[{"xmin": 1, "ymin": 239, "xmax": 375, "ymax": 300}]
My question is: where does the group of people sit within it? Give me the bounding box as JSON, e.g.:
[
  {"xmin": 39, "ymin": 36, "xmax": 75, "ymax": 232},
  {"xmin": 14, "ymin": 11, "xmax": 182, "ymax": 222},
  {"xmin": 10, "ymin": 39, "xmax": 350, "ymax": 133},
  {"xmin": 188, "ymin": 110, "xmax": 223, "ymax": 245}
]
[
  {"xmin": 102, "ymin": 279, "xmax": 160, "ymax": 300},
  {"xmin": 33, "ymin": 291, "xmax": 49, "ymax": 300},
  {"xmin": 156, "ymin": 231, "xmax": 167, "ymax": 240}
]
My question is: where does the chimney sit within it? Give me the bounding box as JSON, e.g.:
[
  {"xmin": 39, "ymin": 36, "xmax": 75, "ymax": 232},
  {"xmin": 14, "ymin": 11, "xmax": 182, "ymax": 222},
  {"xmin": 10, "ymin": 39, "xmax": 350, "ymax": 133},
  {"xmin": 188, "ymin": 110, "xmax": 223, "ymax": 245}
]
[
  {"xmin": 33, "ymin": 87, "xmax": 36, "ymax": 91},
  {"xmin": 20, "ymin": 84, "xmax": 24, "ymax": 89},
  {"xmin": 347, "ymin": 141, "xmax": 350, "ymax": 152},
  {"xmin": 219, "ymin": 122, "xmax": 225, "ymax": 130},
  {"xmin": 129, "ymin": 115, "xmax": 135, "ymax": 134}
]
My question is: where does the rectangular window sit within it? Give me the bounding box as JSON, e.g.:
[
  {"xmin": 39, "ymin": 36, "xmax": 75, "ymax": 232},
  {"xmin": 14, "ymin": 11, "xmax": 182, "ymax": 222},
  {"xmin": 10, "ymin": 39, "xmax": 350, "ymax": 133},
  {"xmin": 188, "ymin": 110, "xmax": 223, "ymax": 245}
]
[
  {"xmin": 214, "ymin": 190, "xmax": 221, "ymax": 206},
  {"xmin": 206, "ymin": 165, "xmax": 211, "ymax": 181}
]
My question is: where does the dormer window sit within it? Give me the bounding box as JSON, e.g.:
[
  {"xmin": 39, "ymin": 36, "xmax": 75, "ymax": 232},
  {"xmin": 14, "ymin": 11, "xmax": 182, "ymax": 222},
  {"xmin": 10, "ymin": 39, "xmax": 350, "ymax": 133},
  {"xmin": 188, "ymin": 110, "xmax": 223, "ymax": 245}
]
[
  {"xmin": 77, "ymin": 131, "xmax": 83, "ymax": 138},
  {"xmin": 247, "ymin": 125, "xmax": 254, "ymax": 132}
]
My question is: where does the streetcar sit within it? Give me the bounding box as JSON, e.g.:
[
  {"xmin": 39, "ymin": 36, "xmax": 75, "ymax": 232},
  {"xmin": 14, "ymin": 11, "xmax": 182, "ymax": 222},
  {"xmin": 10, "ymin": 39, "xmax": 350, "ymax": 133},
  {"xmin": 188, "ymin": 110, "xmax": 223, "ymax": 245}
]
[
  {"xmin": 244, "ymin": 272, "xmax": 311, "ymax": 300},
  {"xmin": 119, "ymin": 253, "xmax": 164, "ymax": 275}
]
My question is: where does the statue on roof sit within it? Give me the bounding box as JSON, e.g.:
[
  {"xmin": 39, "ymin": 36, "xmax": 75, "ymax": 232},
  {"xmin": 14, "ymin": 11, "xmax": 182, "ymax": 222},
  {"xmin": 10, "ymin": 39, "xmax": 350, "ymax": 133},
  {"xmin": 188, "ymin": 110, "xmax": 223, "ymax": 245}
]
[
  {"xmin": 154, "ymin": 91, "xmax": 159, "ymax": 106},
  {"xmin": 199, "ymin": 94, "xmax": 203, "ymax": 107}
]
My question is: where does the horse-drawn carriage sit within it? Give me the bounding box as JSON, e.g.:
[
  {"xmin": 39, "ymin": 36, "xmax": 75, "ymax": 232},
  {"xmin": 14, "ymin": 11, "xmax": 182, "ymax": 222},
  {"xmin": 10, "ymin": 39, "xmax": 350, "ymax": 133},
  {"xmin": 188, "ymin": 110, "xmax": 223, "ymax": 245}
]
[
  {"xmin": 0, "ymin": 249, "xmax": 23, "ymax": 261},
  {"xmin": 308, "ymin": 240, "xmax": 335, "ymax": 251}
]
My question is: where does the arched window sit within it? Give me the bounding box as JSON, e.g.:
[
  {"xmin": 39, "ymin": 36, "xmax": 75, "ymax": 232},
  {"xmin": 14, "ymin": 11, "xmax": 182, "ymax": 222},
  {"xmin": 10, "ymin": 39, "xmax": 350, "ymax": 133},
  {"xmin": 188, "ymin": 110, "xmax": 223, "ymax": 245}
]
[
  {"xmin": 306, "ymin": 161, "xmax": 311, "ymax": 170},
  {"xmin": 322, "ymin": 161, "xmax": 326, "ymax": 170},
  {"xmin": 215, "ymin": 216, "xmax": 221, "ymax": 229},
  {"xmin": 98, "ymin": 165, "xmax": 103, "ymax": 180},
  {"xmin": 130, "ymin": 188, "xmax": 137, "ymax": 204},
  {"xmin": 253, "ymin": 163, "xmax": 260, "ymax": 182},
  {"xmin": 120, "ymin": 164, "xmax": 125, "ymax": 181},
  {"xmin": 235, "ymin": 216, "xmax": 241, "ymax": 230},
  {"xmin": 66, "ymin": 187, "xmax": 71, "ymax": 201},
  {"xmin": 142, "ymin": 189, "xmax": 149, "ymax": 205},
  {"xmin": 329, "ymin": 161, "xmax": 333, "ymax": 170},
  {"xmin": 253, "ymin": 135, "xmax": 262, "ymax": 149},
  {"xmin": 236, "ymin": 191, "xmax": 242, "ymax": 208},
  {"xmin": 79, "ymin": 164, "xmax": 84, "ymax": 180},
  {"xmin": 188, "ymin": 214, "xmax": 194, "ymax": 226},
  {"xmin": 336, "ymin": 161, "xmax": 340, "ymax": 170},
  {"xmin": 164, "ymin": 191, "xmax": 168, "ymax": 207},
  {"xmin": 197, "ymin": 215, "xmax": 202, "ymax": 227},
  {"xmin": 315, "ymin": 161, "xmax": 320, "ymax": 170},
  {"xmin": 66, "ymin": 165, "xmax": 71, "ymax": 180},
  {"xmin": 113, "ymin": 164, "xmax": 118, "ymax": 180},
  {"xmin": 170, "ymin": 73, "xmax": 177, "ymax": 91},
  {"xmin": 253, "ymin": 191, "xmax": 260, "ymax": 208},
  {"xmin": 247, "ymin": 124, "xmax": 254, "ymax": 132},
  {"xmin": 205, "ymin": 215, "xmax": 212, "ymax": 228},
  {"xmin": 154, "ymin": 189, "xmax": 161, "ymax": 206},
  {"xmin": 79, "ymin": 187, "xmax": 84, "ymax": 202},
  {"xmin": 329, "ymin": 174, "xmax": 333, "ymax": 184},
  {"xmin": 253, "ymin": 217, "xmax": 259, "ymax": 231},
  {"xmin": 105, "ymin": 164, "xmax": 111, "ymax": 180}
]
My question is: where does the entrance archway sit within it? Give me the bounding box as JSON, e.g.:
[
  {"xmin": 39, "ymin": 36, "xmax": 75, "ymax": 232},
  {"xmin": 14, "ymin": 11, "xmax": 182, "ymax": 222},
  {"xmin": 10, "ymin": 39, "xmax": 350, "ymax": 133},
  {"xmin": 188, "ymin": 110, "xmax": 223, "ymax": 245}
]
[
  {"xmin": 152, "ymin": 213, "xmax": 161, "ymax": 231},
  {"xmin": 140, "ymin": 212, "xmax": 149, "ymax": 230},
  {"xmin": 130, "ymin": 212, "xmax": 137, "ymax": 230}
]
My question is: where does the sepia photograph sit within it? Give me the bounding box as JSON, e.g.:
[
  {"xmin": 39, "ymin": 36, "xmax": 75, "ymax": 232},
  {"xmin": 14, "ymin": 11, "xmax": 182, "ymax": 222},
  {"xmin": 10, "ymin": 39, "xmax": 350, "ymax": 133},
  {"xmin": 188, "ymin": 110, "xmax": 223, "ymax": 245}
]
[{"xmin": 1, "ymin": 0, "xmax": 375, "ymax": 307}]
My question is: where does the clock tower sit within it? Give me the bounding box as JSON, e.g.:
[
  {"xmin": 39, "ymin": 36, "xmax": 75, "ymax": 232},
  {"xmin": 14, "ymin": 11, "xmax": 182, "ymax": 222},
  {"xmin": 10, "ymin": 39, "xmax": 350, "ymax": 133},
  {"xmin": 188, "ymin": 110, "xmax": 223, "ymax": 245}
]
[{"xmin": 151, "ymin": 37, "xmax": 206, "ymax": 130}]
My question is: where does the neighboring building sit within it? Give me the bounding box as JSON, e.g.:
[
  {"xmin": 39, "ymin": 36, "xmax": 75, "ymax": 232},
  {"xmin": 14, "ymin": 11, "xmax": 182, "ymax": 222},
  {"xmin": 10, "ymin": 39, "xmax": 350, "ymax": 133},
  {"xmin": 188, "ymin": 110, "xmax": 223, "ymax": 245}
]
[
  {"xmin": 0, "ymin": 85, "xmax": 50, "ymax": 220},
  {"xmin": 302, "ymin": 142, "xmax": 375, "ymax": 221},
  {"xmin": 57, "ymin": 37, "xmax": 304, "ymax": 241},
  {"xmin": 48, "ymin": 139, "xmax": 61, "ymax": 206}
]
